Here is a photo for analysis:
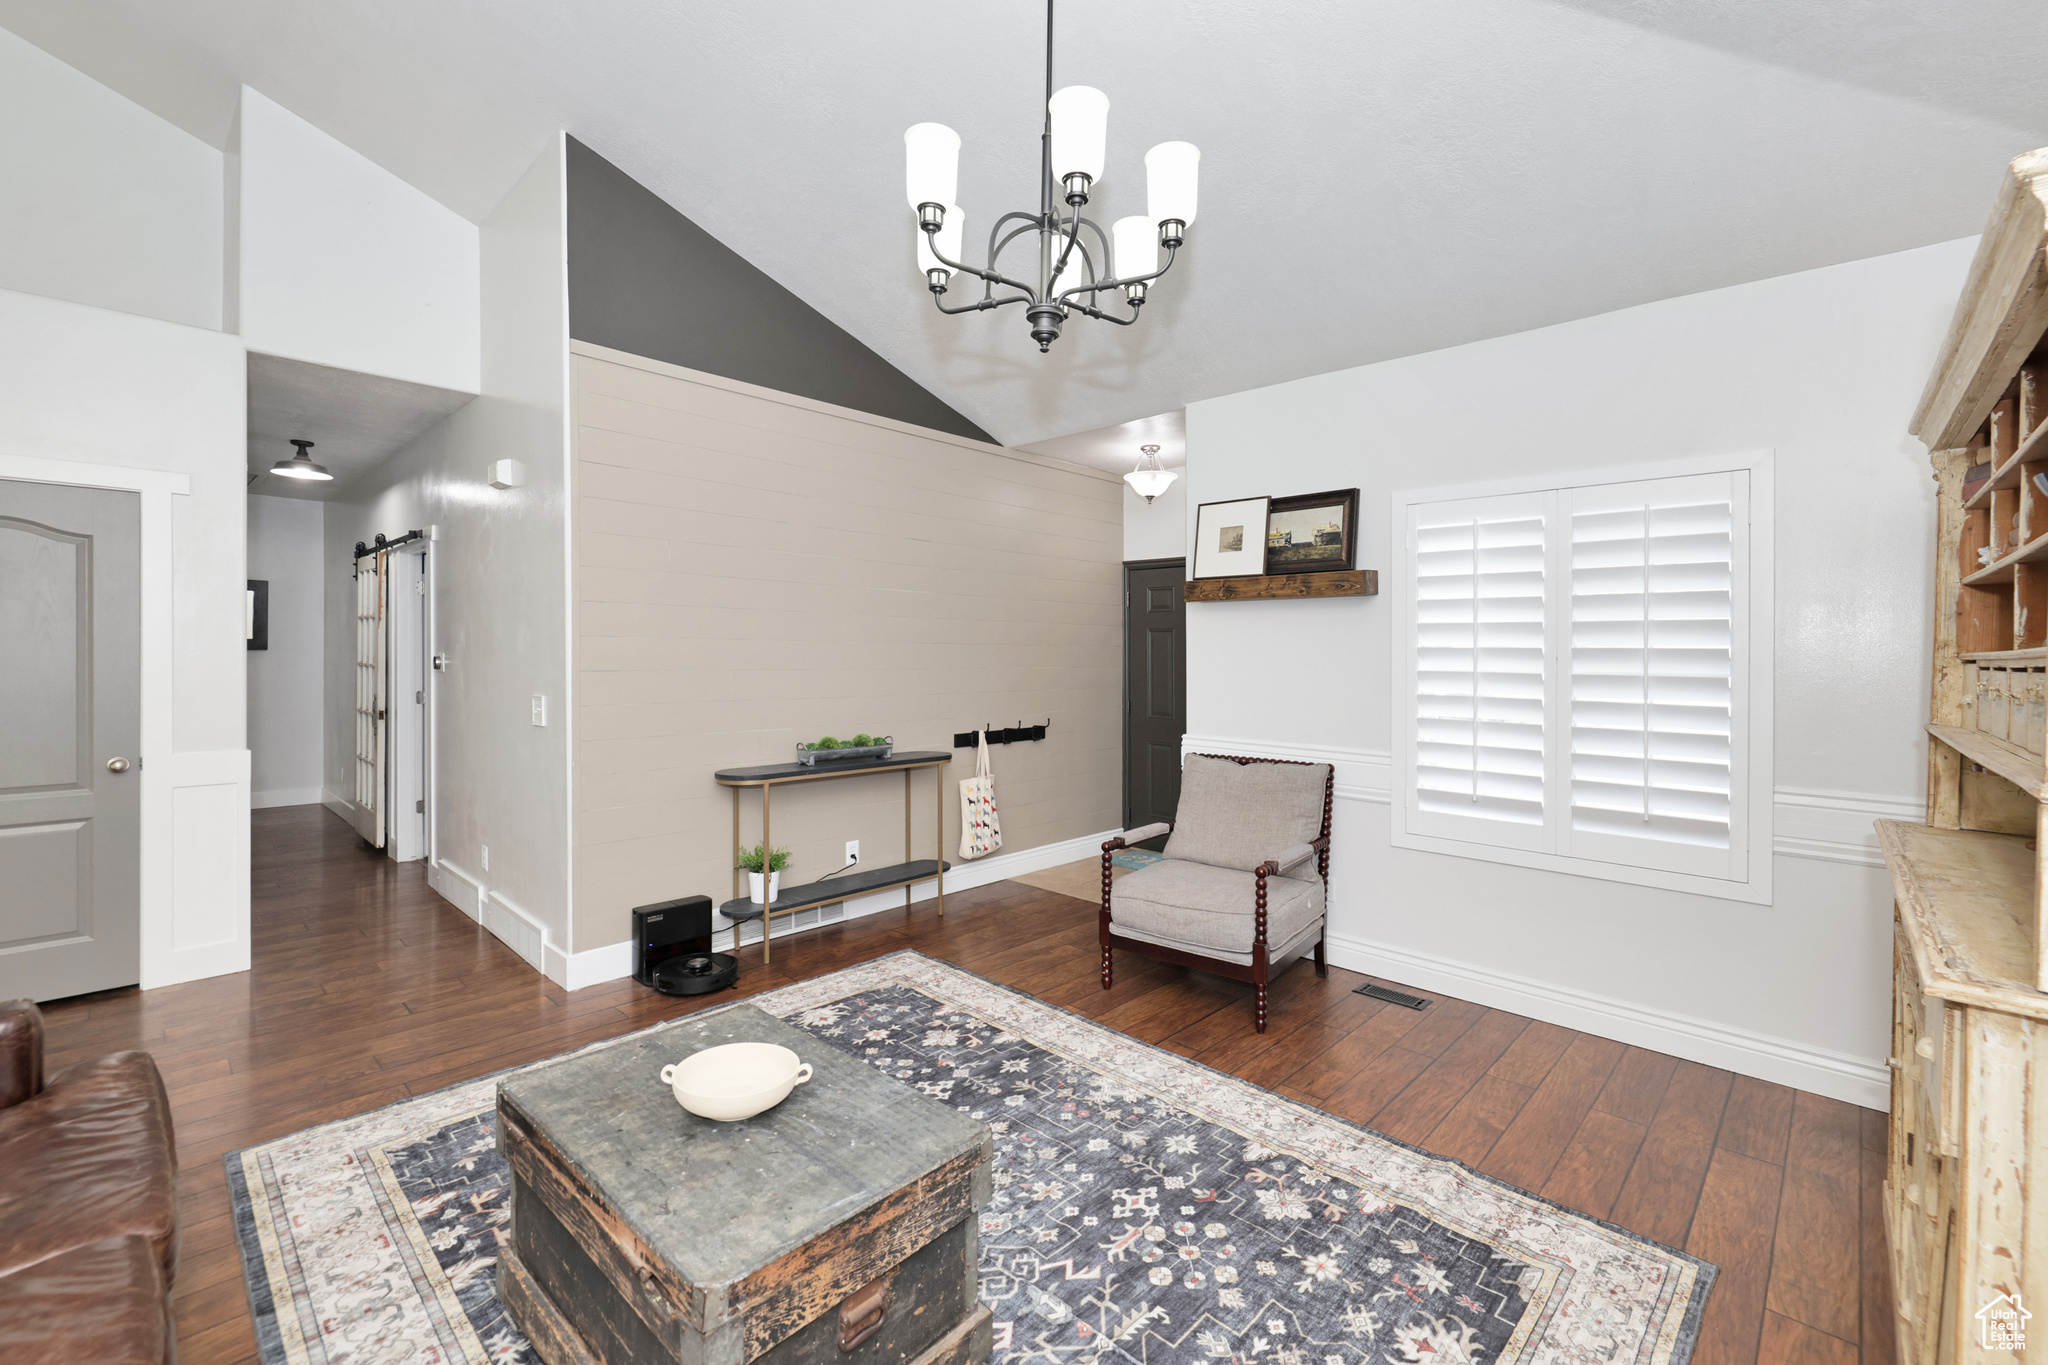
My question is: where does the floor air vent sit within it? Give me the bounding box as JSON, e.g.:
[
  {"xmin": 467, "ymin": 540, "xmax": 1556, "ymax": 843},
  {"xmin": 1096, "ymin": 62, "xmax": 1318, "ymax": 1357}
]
[{"xmin": 1352, "ymin": 982, "xmax": 1431, "ymax": 1010}]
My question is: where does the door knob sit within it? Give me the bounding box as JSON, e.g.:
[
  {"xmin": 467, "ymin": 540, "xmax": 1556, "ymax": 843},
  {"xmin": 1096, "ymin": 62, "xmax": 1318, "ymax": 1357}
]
[{"xmin": 106, "ymin": 757, "xmax": 131, "ymax": 773}]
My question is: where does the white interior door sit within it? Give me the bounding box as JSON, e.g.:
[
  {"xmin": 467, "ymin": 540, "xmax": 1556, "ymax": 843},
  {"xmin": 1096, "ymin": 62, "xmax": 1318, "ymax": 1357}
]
[
  {"xmin": 385, "ymin": 550, "xmax": 426, "ymax": 861},
  {"xmin": 0, "ymin": 479, "xmax": 141, "ymax": 1001},
  {"xmin": 352, "ymin": 553, "xmax": 385, "ymax": 848}
]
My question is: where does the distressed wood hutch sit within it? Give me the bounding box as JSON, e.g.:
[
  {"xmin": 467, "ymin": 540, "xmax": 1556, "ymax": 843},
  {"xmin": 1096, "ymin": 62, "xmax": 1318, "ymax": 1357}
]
[{"xmin": 1881, "ymin": 147, "xmax": 2048, "ymax": 1360}]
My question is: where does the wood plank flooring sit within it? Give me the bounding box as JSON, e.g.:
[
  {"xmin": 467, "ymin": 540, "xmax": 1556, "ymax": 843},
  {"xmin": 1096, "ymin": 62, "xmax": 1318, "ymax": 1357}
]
[{"xmin": 39, "ymin": 806, "xmax": 1893, "ymax": 1364}]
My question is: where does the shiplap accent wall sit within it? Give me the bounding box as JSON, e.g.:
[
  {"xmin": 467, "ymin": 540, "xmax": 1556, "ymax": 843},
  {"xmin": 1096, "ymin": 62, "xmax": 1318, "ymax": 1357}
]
[{"xmin": 569, "ymin": 341, "xmax": 1123, "ymax": 951}]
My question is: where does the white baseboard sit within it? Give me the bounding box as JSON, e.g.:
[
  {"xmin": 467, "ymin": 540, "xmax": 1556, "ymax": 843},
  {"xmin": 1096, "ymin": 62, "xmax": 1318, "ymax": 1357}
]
[
  {"xmin": 1324, "ymin": 930, "xmax": 1888, "ymax": 1109},
  {"xmin": 550, "ymin": 938, "xmax": 635, "ymax": 991},
  {"xmin": 252, "ymin": 785, "xmax": 323, "ymax": 810},
  {"xmin": 321, "ymin": 790, "xmax": 357, "ymax": 826},
  {"xmin": 557, "ymin": 828, "xmax": 1129, "ymax": 991},
  {"xmin": 427, "ymin": 858, "xmax": 483, "ymax": 921}
]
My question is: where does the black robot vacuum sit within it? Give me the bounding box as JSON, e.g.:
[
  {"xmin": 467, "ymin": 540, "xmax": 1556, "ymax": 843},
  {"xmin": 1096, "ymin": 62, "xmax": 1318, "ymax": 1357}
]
[
  {"xmin": 631, "ymin": 895, "xmax": 740, "ymax": 996},
  {"xmin": 651, "ymin": 951, "xmax": 740, "ymax": 996}
]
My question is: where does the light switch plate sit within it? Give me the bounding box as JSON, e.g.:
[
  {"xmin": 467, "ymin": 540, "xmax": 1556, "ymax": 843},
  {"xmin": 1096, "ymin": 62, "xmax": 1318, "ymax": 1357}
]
[{"xmin": 531, "ymin": 695, "xmax": 547, "ymax": 727}]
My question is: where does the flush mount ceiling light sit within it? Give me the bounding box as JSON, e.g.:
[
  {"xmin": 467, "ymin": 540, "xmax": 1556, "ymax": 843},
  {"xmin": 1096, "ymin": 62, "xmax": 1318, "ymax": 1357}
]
[
  {"xmin": 1124, "ymin": 444, "xmax": 1177, "ymax": 503},
  {"xmin": 905, "ymin": 0, "xmax": 1199, "ymax": 353},
  {"xmin": 270, "ymin": 439, "xmax": 333, "ymax": 481}
]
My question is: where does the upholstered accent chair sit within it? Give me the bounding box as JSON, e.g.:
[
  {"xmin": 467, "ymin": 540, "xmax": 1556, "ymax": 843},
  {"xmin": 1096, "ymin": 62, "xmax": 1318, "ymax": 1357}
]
[{"xmin": 1100, "ymin": 753, "xmax": 1334, "ymax": 1031}]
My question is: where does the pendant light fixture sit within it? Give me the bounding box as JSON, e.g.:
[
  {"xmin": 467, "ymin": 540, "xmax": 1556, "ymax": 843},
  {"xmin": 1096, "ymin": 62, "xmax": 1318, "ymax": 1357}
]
[
  {"xmin": 1124, "ymin": 444, "xmax": 1177, "ymax": 503},
  {"xmin": 270, "ymin": 439, "xmax": 333, "ymax": 482},
  {"xmin": 905, "ymin": 0, "xmax": 1200, "ymax": 353}
]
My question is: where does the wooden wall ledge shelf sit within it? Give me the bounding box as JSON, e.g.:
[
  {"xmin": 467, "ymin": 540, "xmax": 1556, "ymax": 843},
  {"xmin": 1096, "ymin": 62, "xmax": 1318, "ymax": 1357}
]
[
  {"xmin": 1186, "ymin": 570, "xmax": 1377, "ymax": 602},
  {"xmin": 1926, "ymin": 722, "xmax": 2048, "ymax": 798}
]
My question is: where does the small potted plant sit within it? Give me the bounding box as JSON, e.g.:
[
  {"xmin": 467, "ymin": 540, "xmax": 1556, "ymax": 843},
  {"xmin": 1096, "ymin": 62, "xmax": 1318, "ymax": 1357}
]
[
  {"xmin": 795, "ymin": 732, "xmax": 894, "ymax": 766},
  {"xmin": 738, "ymin": 843, "xmax": 791, "ymax": 904}
]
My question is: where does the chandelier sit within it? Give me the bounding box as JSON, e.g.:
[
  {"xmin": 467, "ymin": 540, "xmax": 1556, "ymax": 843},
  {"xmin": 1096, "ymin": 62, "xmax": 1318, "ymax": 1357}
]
[{"xmin": 903, "ymin": 0, "xmax": 1200, "ymax": 353}]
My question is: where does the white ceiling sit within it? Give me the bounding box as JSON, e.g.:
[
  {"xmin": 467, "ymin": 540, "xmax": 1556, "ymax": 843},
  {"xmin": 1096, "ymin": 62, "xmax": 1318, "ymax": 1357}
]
[
  {"xmin": 1018, "ymin": 410, "xmax": 1183, "ymax": 475},
  {"xmin": 10, "ymin": 0, "xmax": 2046, "ymax": 450},
  {"xmin": 246, "ymin": 353, "xmax": 474, "ymax": 501}
]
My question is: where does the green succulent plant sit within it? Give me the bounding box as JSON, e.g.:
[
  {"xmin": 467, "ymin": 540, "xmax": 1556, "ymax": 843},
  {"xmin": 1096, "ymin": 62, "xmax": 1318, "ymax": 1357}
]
[{"xmin": 737, "ymin": 843, "xmax": 792, "ymax": 873}]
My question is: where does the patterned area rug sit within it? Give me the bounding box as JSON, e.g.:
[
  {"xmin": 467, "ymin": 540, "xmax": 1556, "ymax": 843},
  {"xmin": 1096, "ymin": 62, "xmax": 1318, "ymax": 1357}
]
[{"xmin": 227, "ymin": 951, "xmax": 1713, "ymax": 1365}]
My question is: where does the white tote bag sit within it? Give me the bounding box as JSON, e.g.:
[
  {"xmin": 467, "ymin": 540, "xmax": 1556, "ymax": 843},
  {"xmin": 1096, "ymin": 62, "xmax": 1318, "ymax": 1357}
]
[{"xmin": 958, "ymin": 731, "xmax": 1003, "ymax": 860}]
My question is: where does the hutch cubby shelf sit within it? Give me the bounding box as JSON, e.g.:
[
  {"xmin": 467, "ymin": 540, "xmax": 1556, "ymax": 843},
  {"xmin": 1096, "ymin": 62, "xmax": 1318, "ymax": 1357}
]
[{"xmin": 1883, "ymin": 146, "xmax": 2048, "ymax": 1359}]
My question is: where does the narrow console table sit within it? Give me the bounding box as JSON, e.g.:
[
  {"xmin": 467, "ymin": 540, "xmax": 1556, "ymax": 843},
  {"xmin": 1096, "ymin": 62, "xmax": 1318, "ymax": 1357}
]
[{"xmin": 715, "ymin": 750, "xmax": 951, "ymax": 962}]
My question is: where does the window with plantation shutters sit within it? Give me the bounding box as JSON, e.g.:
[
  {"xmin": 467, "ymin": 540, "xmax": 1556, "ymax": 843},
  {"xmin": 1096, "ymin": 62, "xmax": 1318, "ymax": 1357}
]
[{"xmin": 1395, "ymin": 459, "xmax": 1768, "ymax": 902}]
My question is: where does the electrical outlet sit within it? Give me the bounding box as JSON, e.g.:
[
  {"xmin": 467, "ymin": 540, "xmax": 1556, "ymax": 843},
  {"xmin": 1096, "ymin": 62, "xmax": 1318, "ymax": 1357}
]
[
  {"xmin": 481, "ymin": 844, "xmax": 490, "ymax": 872},
  {"xmin": 845, "ymin": 840, "xmax": 860, "ymax": 866}
]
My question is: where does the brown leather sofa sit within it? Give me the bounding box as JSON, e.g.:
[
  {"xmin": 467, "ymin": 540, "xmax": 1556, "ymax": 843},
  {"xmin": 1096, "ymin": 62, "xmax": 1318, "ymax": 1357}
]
[{"xmin": 0, "ymin": 999, "xmax": 179, "ymax": 1364}]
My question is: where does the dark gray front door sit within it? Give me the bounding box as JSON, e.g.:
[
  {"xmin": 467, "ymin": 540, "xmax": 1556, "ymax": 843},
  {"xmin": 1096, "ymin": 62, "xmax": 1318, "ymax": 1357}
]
[
  {"xmin": 1123, "ymin": 559, "xmax": 1186, "ymax": 833},
  {"xmin": 0, "ymin": 480, "xmax": 142, "ymax": 1001}
]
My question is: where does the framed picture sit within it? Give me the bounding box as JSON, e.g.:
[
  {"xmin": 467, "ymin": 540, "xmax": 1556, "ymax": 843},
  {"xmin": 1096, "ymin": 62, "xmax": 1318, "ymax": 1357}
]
[
  {"xmin": 1264, "ymin": 488, "xmax": 1359, "ymax": 574},
  {"xmin": 1193, "ymin": 496, "xmax": 1271, "ymax": 578}
]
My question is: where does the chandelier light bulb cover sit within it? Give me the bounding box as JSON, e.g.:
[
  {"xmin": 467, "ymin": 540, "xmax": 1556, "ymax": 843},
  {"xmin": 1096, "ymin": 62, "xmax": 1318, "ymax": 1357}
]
[
  {"xmin": 1047, "ymin": 85, "xmax": 1109, "ymax": 185},
  {"xmin": 270, "ymin": 438, "xmax": 333, "ymax": 481},
  {"xmin": 1111, "ymin": 216, "xmax": 1157, "ymax": 288},
  {"xmin": 1144, "ymin": 141, "xmax": 1200, "ymax": 231},
  {"xmin": 902, "ymin": 0, "xmax": 1198, "ymax": 352},
  {"xmin": 1124, "ymin": 444, "xmax": 1177, "ymax": 503},
  {"xmin": 903, "ymin": 122, "xmax": 961, "ymax": 211}
]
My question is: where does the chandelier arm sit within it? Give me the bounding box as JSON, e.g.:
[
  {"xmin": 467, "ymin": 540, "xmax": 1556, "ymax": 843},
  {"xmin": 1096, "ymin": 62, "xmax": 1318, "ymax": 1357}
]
[
  {"xmin": 1068, "ymin": 300, "xmax": 1140, "ymax": 326},
  {"xmin": 1057, "ymin": 242, "xmax": 1179, "ymax": 304},
  {"xmin": 990, "ymin": 220, "xmax": 1046, "ymax": 286},
  {"xmin": 923, "ymin": 225, "xmax": 1038, "ymax": 298},
  {"xmin": 1045, "ymin": 207, "xmax": 1087, "ymax": 295},
  {"xmin": 1078, "ymin": 216, "xmax": 1111, "ymax": 286},
  {"xmin": 933, "ymin": 291, "xmax": 1033, "ymax": 316}
]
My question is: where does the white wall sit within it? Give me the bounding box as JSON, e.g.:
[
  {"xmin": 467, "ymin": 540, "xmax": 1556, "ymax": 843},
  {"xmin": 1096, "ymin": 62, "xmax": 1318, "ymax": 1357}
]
[
  {"xmin": 237, "ymin": 87, "xmax": 481, "ymax": 394},
  {"xmin": 1184, "ymin": 238, "xmax": 1976, "ymax": 1108},
  {"xmin": 247, "ymin": 494, "xmax": 324, "ymax": 807},
  {"xmin": 1123, "ymin": 474, "xmax": 1186, "ymax": 562},
  {"xmin": 0, "ymin": 287, "xmax": 249, "ymax": 988},
  {"xmin": 323, "ymin": 137, "xmax": 570, "ymax": 975},
  {"xmin": 0, "ymin": 27, "xmax": 223, "ymax": 331}
]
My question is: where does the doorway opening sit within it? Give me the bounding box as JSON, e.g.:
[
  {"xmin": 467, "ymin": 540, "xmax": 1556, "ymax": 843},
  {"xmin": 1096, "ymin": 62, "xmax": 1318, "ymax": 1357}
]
[{"xmin": 350, "ymin": 537, "xmax": 431, "ymax": 862}]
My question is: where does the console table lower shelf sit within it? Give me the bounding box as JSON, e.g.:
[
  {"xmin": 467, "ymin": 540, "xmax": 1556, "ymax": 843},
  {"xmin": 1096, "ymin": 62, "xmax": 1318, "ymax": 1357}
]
[{"xmin": 720, "ymin": 859, "xmax": 952, "ymax": 935}]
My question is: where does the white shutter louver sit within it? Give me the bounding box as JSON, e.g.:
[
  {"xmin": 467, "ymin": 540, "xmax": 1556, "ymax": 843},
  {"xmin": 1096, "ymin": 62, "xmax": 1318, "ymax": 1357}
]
[
  {"xmin": 1565, "ymin": 473, "xmax": 1743, "ymax": 878},
  {"xmin": 1410, "ymin": 494, "xmax": 1548, "ymax": 849}
]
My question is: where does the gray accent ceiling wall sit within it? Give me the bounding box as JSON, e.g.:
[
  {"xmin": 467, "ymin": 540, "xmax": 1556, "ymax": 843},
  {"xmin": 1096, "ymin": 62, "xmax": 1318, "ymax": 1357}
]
[{"xmin": 565, "ymin": 137, "xmax": 992, "ymax": 444}]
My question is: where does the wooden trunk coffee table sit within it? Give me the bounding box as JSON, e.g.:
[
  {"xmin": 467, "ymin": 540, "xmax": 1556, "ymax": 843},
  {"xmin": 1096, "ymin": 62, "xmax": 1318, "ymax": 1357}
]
[{"xmin": 496, "ymin": 1003, "xmax": 993, "ymax": 1365}]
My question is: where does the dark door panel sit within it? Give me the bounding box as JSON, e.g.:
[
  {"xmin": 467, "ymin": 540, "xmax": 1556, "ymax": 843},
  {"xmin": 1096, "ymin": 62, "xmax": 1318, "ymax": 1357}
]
[{"xmin": 1123, "ymin": 560, "xmax": 1186, "ymax": 833}]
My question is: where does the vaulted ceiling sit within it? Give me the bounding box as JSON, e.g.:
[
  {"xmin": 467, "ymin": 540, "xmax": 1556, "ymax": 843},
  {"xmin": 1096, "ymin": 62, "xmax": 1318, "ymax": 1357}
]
[{"xmin": 8, "ymin": 0, "xmax": 2045, "ymax": 447}]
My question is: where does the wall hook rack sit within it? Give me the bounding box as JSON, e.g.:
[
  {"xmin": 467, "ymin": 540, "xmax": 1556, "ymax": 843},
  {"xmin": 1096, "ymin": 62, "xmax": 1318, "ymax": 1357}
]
[{"xmin": 954, "ymin": 719, "xmax": 1051, "ymax": 748}]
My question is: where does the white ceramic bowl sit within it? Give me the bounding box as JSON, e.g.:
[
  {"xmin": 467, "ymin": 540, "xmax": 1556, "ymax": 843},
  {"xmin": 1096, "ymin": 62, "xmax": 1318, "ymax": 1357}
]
[{"xmin": 658, "ymin": 1042, "xmax": 812, "ymax": 1122}]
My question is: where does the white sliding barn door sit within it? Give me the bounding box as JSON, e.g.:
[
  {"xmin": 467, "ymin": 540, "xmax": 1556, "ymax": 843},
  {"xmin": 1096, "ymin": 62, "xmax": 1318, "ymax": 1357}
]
[{"xmin": 352, "ymin": 553, "xmax": 386, "ymax": 848}]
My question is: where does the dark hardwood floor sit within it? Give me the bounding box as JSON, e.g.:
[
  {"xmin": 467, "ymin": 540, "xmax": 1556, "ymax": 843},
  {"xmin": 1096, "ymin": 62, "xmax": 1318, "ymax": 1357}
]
[{"xmin": 40, "ymin": 805, "xmax": 1892, "ymax": 1365}]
